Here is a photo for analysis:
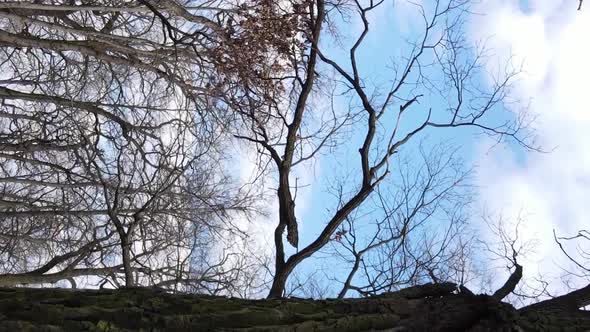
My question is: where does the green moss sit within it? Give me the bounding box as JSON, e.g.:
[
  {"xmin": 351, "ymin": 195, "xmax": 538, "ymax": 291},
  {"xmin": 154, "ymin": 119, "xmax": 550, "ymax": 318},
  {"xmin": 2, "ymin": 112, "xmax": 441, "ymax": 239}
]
[
  {"xmin": 95, "ymin": 320, "xmax": 121, "ymax": 332},
  {"xmin": 143, "ymin": 296, "xmax": 166, "ymax": 312}
]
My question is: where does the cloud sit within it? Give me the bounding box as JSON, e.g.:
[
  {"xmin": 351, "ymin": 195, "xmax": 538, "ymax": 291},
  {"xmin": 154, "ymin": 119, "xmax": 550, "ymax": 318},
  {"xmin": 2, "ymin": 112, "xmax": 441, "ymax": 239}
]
[{"xmin": 469, "ymin": 0, "xmax": 590, "ymax": 289}]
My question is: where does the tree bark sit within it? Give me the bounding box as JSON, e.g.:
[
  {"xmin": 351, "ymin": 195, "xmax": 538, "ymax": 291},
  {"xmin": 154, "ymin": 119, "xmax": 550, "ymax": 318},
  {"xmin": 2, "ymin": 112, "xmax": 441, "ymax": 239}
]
[
  {"xmin": 2, "ymin": 284, "xmax": 590, "ymax": 331},
  {"xmin": 120, "ymin": 237, "xmax": 134, "ymax": 288},
  {"xmin": 267, "ymin": 263, "xmax": 290, "ymax": 299}
]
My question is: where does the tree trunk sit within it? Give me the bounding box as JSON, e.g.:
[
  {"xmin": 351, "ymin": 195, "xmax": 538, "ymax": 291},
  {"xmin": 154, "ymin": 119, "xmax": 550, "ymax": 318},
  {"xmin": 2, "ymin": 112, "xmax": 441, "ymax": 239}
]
[
  {"xmin": 267, "ymin": 263, "xmax": 290, "ymax": 298},
  {"xmin": 121, "ymin": 237, "xmax": 134, "ymax": 288},
  {"xmin": 1, "ymin": 284, "xmax": 590, "ymax": 331}
]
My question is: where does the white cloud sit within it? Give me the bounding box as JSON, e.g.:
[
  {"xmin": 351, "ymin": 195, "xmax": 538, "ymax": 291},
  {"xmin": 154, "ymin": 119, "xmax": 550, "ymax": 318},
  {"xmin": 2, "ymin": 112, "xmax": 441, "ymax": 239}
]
[{"xmin": 470, "ymin": 0, "xmax": 590, "ymax": 290}]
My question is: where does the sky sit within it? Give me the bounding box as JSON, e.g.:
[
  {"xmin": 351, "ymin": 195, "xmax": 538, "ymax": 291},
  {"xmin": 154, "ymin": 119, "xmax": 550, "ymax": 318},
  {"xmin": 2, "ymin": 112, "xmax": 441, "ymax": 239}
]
[
  {"xmin": 469, "ymin": 0, "xmax": 590, "ymax": 293},
  {"xmin": 276, "ymin": 0, "xmax": 590, "ymax": 297},
  {"xmin": 226, "ymin": 0, "xmax": 590, "ymax": 298}
]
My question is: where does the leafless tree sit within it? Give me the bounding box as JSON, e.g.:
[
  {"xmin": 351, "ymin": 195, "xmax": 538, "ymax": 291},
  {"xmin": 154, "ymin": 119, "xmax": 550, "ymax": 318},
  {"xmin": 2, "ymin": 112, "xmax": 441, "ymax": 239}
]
[
  {"xmin": 327, "ymin": 143, "xmax": 473, "ymax": 298},
  {"xmin": 555, "ymin": 229, "xmax": 590, "ymax": 283},
  {"xmin": 227, "ymin": 0, "xmax": 536, "ymax": 298},
  {"xmin": 0, "ymin": 0, "xmax": 266, "ymax": 291}
]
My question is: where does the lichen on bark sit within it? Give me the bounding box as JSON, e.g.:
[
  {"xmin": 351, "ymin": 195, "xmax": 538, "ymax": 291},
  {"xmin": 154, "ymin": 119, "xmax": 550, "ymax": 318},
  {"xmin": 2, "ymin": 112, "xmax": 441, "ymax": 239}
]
[{"xmin": 1, "ymin": 284, "xmax": 589, "ymax": 331}]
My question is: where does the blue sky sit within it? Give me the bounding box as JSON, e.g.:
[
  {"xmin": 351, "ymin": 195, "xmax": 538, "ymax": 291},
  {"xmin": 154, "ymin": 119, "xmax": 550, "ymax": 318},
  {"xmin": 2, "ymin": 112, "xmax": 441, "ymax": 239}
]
[
  {"xmin": 469, "ymin": 0, "xmax": 590, "ymax": 294},
  {"xmin": 267, "ymin": 0, "xmax": 590, "ymax": 298},
  {"xmin": 230, "ymin": 0, "xmax": 589, "ymax": 299},
  {"xmin": 274, "ymin": 0, "xmax": 498, "ymax": 294}
]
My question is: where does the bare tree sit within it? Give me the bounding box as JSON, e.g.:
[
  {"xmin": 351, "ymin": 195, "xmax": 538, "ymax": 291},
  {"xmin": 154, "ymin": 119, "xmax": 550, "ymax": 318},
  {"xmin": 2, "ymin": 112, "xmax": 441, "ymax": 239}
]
[
  {"xmin": 555, "ymin": 229, "xmax": 590, "ymax": 285},
  {"xmin": 0, "ymin": 0, "xmax": 264, "ymax": 290},
  {"xmin": 328, "ymin": 143, "xmax": 473, "ymax": 298},
  {"xmin": 227, "ymin": 0, "xmax": 536, "ymax": 298}
]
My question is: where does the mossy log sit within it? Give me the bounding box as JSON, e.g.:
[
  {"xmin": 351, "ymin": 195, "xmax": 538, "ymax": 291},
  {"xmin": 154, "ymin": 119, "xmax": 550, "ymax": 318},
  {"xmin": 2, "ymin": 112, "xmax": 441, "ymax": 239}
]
[{"xmin": 0, "ymin": 284, "xmax": 588, "ymax": 331}]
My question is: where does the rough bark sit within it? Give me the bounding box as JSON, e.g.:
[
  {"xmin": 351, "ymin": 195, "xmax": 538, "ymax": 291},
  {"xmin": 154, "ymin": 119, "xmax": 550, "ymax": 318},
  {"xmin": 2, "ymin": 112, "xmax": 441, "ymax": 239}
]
[{"xmin": 1, "ymin": 284, "xmax": 589, "ymax": 331}]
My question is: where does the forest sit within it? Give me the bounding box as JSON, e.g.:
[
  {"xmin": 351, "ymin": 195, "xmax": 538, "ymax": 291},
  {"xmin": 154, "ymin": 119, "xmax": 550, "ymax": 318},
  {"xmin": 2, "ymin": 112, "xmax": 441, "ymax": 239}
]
[{"xmin": 0, "ymin": 0, "xmax": 588, "ymax": 330}]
